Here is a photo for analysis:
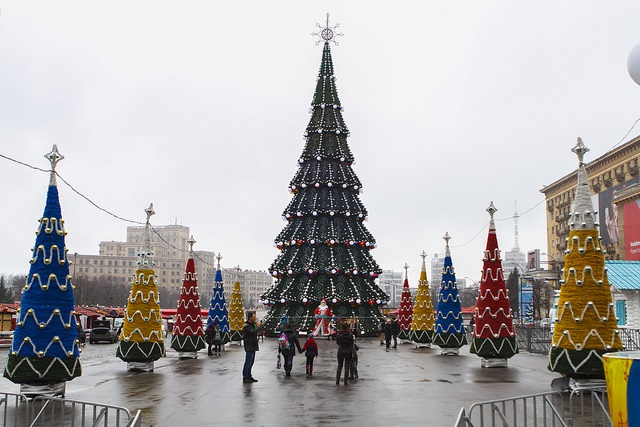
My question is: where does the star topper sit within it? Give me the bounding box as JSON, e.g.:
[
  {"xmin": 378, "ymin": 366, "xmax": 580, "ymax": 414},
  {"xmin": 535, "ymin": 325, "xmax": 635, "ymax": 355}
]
[
  {"xmin": 216, "ymin": 253, "xmax": 223, "ymax": 270},
  {"xmin": 45, "ymin": 144, "xmax": 64, "ymax": 186},
  {"xmin": 404, "ymin": 262, "xmax": 410, "ymax": 276},
  {"xmin": 571, "ymin": 137, "xmax": 590, "ymax": 165},
  {"xmin": 188, "ymin": 235, "xmax": 196, "ymax": 253},
  {"xmin": 443, "ymin": 232, "xmax": 451, "ymax": 247},
  {"xmin": 312, "ymin": 13, "xmax": 343, "ymax": 45},
  {"xmin": 420, "ymin": 250, "xmax": 427, "ymax": 262}
]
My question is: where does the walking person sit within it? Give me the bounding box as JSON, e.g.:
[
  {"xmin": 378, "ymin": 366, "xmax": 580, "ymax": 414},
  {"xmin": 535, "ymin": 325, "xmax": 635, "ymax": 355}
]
[
  {"xmin": 390, "ymin": 316, "xmax": 400, "ymax": 349},
  {"xmin": 301, "ymin": 334, "xmax": 319, "ymax": 376},
  {"xmin": 385, "ymin": 318, "xmax": 392, "ymax": 349},
  {"xmin": 212, "ymin": 323, "xmax": 222, "ymax": 355},
  {"xmin": 378, "ymin": 318, "xmax": 386, "ymax": 345},
  {"xmin": 278, "ymin": 323, "xmax": 303, "ymax": 377},
  {"xmin": 205, "ymin": 322, "xmax": 216, "ymax": 356},
  {"xmin": 242, "ymin": 311, "xmax": 262, "ymax": 384},
  {"xmin": 335, "ymin": 322, "xmax": 354, "ymax": 386}
]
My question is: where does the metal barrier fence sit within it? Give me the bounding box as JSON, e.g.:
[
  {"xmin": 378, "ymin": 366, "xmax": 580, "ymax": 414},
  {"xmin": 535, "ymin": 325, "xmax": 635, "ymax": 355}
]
[
  {"xmin": 0, "ymin": 391, "xmax": 141, "ymax": 427},
  {"xmin": 618, "ymin": 327, "xmax": 640, "ymax": 351},
  {"xmin": 455, "ymin": 387, "xmax": 612, "ymax": 427},
  {"xmin": 514, "ymin": 325, "xmax": 552, "ymax": 354}
]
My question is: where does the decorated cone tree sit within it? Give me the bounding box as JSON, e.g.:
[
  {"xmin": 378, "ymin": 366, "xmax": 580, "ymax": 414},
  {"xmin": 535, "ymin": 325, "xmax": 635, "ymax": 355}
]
[
  {"xmin": 227, "ymin": 268, "xmax": 245, "ymax": 342},
  {"xmin": 170, "ymin": 236, "xmax": 206, "ymax": 358},
  {"xmin": 4, "ymin": 146, "xmax": 81, "ymax": 396},
  {"xmin": 433, "ymin": 233, "xmax": 467, "ymax": 355},
  {"xmin": 410, "ymin": 251, "xmax": 435, "ymax": 346},
  {"xmin": 470, "ymin": 202, "xmax": 518, "ymax": 367},
  {"xmin": 208, "ymin": 253, "xmax": 230, "ymax": 345},
  {"xmin": 260, "ymin": 15, "xmax": 388, "ymax": 335},
  {"xmin": 116, "ymin": 204, "xmax": 165, "ymax": 371},
  {"xmin": 548, "ymin": 138, "xmax": 622, "ymax": 380},
  {"xmin": 397, "ymin": 263, "xmax": 414, "ymax": 341}
]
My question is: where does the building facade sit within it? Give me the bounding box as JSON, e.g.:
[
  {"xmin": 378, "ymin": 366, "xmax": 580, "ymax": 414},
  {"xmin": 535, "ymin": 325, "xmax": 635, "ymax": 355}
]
[
  {"xmin": 540, "ymin": 135, "xmax": 640, "ymax": 265},
  {"xmin": 378, "ymin": 270, "xmax": 403, "ymax": 308},
  {"xmin": 73, "ymin": 224, "xmax": 273, "ymax": 309}
]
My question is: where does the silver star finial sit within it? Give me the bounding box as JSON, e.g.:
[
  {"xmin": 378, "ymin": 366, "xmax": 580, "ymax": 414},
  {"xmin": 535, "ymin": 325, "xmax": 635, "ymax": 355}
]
[
  {"xmin": 145, "ymin": 203, "xmax": 155, "ymax": 224},
  {"xmin": 487, "ymin": 201, "xmax": 498, "ymax": 229},
  {"xmin": 443, "ymin": 232, "xmax": 451, "ymax": 247},
  {"xmin": 45, "ymin": 145, "xmax": 64, "ymax": 186},
  {"xmin": 188, "ymin": 235, "xmax": 196, "ymax": 253},
  {"xmin": 216, "ymin": 253, "xmax": 222, "ymax": 270},
  {"xmin": 312, "ymin": 13, "xmax": 343, "ymax": 45},
  {"xmin": 571, "ymin": 137, "xmax": 589, "ymax": 165},
  {"xmin": 404, "ymin": 262, "xmax": 409, "ymax": 277},
  {"xmin": 420, "ymin": 250, "xmax": 427, "ymax": 262}
]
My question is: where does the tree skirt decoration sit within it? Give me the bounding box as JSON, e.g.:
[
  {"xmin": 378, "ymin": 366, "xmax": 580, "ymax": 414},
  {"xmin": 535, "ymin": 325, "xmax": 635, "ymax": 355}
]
[
  {"xmin": 4, "ymin": 146, "xmax": 81, "ymax": 394},
  {"xmin": 433, "ymin": 233, "xmax": 467, "ymax": 354},
  {"xmin": 470, "ymin": 202, "xmax": 518, "ymax": 365},
  {"xmin": 116, "ymin": 204, "xmax": 165, "ymax": 370},
  {"xmin": 548, "ymin": 139, "xmax": 622, "ymax": 379},
  {"xmin": 207, "ymin": 253, "xmax": 231, "ymax": 344},
  {"xmin": 227, "ymin": 273, "xmax": 245, "ymax": 342},
  {"xmin": 397, "ymin": 263, "xmax": 414, "ymax": 341},
  {"xmin": 410, "ymin": 251, "xmax": 434, "ymax": 345},
  {"xmin": 260, "ymin": 16, "xmax": 388, "ymax": 335},
  {"xmin": 170, "ymin": 237, "xmax": 206, "ymax": 357}
]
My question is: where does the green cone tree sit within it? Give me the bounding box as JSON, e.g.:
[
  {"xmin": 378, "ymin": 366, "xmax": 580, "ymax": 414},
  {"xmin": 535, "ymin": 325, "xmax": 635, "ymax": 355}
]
[{"xmin": 260, "ymin": 19, "xmax": 388, "ymax": 335}]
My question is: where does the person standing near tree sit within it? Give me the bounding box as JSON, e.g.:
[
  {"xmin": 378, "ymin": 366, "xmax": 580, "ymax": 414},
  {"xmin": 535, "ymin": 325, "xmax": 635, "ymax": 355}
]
[
  {"xmin": 335, "ymin": 322, "xmax": 354, "ymax": 386},
  {"xmin": 390, "ymin": 316, "xmax": 400, "ymax": 349},
  {"xmin": 278, "ymin": 323, "xmax": 303, "ymax": 377},
  {"xmin": 242, "ymin": 311, "xmax": 262, "ymax": 384}
]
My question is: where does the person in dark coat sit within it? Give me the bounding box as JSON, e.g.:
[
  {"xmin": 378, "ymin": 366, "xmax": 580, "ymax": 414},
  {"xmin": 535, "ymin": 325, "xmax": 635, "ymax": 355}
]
[
  {"xmin": 390, "ymin": 317, "xmax": 400, "ymax": 349},
  {"xmin": 205, "ymin": 322, "xmax": 216, "ymax": 356},
  {"xmin": 335, "ymin": 322, "xmax": 354, "ymax": 386},
  {"xmin": 301, "ymin": 334, "xmax": 319, "ymax": 376},
  {"xmin": 278, "ymin": 323, "xmax": 303, "ymax": 377},
  {"xmin": 242, "ymin": 312, "xmax": 262, "ymax": 384},
  {"xmin": 385, "ymin": 318, "xmax": 392, "ymax": 349}
]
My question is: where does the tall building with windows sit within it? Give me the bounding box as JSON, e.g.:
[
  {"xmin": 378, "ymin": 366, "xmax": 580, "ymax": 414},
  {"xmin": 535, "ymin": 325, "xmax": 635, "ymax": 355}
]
[
  {"xmin": 378, "ymin": 270, "xmax": 403, "ymax": 308},
  {"xmin": 540, "ymin": 135, "xmax": 640, "ymax": 265},
  {"xmin": 75, "ymin": 224, "xmax": 216, "ymax": 290}
]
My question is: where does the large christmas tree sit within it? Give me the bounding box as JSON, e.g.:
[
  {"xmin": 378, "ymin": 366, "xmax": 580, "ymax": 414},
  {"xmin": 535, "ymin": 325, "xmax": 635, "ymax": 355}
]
[
  {"xmin": 260, "ymin": 16, "xmax": 388, "ymax": 335},
  {"xmin": 116, "ymin": 204, "xmax": 165, "ymax": 371},
  {"xmin": 207, "ymin": 253, "xmax": 230, "ymax": 345},
  {"xmin": 4, "ymin": 146, "xmax": 81, "ymax": 396},
  {"xmin": 469, "ymin": 202, "xmax": 518, "ymax": 366},
  {"xmin": 548, "ymin": 138, "xmax": 622, "ymax": 379},
  {"xmin": 397, "ymin": 263, "xmax": 414, "ymax": 341},
  {"xmin": 227, "ymin": 269, "xmax": 245, "ymax": 342},
  {"xmin": 170, "ymin": 236, "xmax": 206, "ymax": 358},
  {"xmin": 409, "ymin": 251, "xmax": 434, "ymax": 345},
  {"xmin": 433, "ymin": 233, "xmax": 467, "ymax": 354}
]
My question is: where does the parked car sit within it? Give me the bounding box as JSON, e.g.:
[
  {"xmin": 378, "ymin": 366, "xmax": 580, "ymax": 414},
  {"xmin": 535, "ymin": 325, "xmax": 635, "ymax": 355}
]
[{"xmin": 89, "ymin": 320, "xmax": 117, "ymax": 344}]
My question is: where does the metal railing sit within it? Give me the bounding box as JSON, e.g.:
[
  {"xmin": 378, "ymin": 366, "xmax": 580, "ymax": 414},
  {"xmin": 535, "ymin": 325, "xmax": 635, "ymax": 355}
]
[
  {"xmin": 455, "ymin": 387, "xmax": 612, "ymax": 427},
  {"xmin": 0, "ymin": 392, "xmax": 141, "ymax": 427},
  {"xmin": 514, "ymin": 325, "xmax": 552, "ymax": 354},
  {"xmin": 618, "ymin": 327, "xmax": 640, "ymax": 351}
]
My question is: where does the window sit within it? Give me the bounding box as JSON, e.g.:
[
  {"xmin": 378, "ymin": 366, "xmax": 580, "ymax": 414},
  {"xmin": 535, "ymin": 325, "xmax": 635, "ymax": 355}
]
[{"xmin": 616, "ymin": 300, "xmax": 627, "ymax": 326}]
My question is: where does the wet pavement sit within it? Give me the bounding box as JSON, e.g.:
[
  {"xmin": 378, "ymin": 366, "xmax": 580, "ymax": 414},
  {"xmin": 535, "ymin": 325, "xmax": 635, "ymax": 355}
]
[{"xmin": 0, "ymin": 337, "xmax": 560, "ymax": 426}]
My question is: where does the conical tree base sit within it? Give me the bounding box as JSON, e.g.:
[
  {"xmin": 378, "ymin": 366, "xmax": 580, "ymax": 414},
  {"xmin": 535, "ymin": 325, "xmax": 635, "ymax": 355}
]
[
  {"xmin": 432, "ymin": 332, "xmax": 467, "ymax": 349},
  {"xmin": 410, "ymin": 329, "xmax": 433, "ymax": 344},
  {"xmin": 548, "ymin": 347, "xmax": 613, "ymax": 379},
  {"xmin": 116, "ymin": 341, "xmax": 165, "ymax": 363},
  {"xmin": 470, "ymin": 337, "xmax": 518, "ymax": 359},
  {"xmin": 170, "ymin": 335, "xmax": 206, "ymax": 353},
  {"xmin": 4, "ymin": 356, "xmax": 81, "ymax": 384}
]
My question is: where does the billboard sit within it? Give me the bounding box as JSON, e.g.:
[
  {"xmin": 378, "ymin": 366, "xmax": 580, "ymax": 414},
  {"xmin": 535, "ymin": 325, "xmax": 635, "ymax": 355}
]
[
  {"xmin": 598, "ymin": 177, "xmax": 639, "ymax": 259},
  {"xmin": 519, "ymin": 278, "xmax": 534, "ymax": 324},
  {"xmin": 624, "ymin": 199, "xmax": 640, "ymax": 261}
]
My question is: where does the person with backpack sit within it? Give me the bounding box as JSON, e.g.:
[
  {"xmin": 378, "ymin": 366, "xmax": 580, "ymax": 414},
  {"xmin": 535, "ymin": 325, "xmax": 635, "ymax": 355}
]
[
  {"xmin": 278, "ymin": 323, "xmax": 303, "ymax": 377},
  {"xmin": 335, "ymin": 322, "xmax": 355, "ymax": 385},
  {"xmin": 301, "ymin": 334, "xmax": 319, "ymax": 376},
  {"xmin": 212, "ymin": 323, "xmax": 222, "ymax": 355}
]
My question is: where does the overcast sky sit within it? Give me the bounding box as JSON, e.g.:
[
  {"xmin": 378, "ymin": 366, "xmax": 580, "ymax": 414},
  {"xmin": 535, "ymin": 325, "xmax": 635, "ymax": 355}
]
[{"xmin": 2, "ymin": 2, "xmax": 640, "ymax": 286}]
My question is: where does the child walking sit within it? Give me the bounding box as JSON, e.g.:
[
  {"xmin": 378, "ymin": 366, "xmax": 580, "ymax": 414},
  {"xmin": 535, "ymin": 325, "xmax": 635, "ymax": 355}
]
[{"xmin": 302, "ymin": 334, "xmax": 319, "ymax": 376}]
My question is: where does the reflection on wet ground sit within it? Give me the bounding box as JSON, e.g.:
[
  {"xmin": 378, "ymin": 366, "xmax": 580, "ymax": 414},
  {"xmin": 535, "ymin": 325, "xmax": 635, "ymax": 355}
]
[{"xmin": 0, "ymin": 337, "xmax": 559, "ymax": 425}]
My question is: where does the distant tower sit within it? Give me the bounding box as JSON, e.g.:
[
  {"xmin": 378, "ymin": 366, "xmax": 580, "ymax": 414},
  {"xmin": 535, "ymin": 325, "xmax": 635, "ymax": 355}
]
[{"xmin": 503, "ymin": 201, "xmax": 526, "ymax": 276}]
